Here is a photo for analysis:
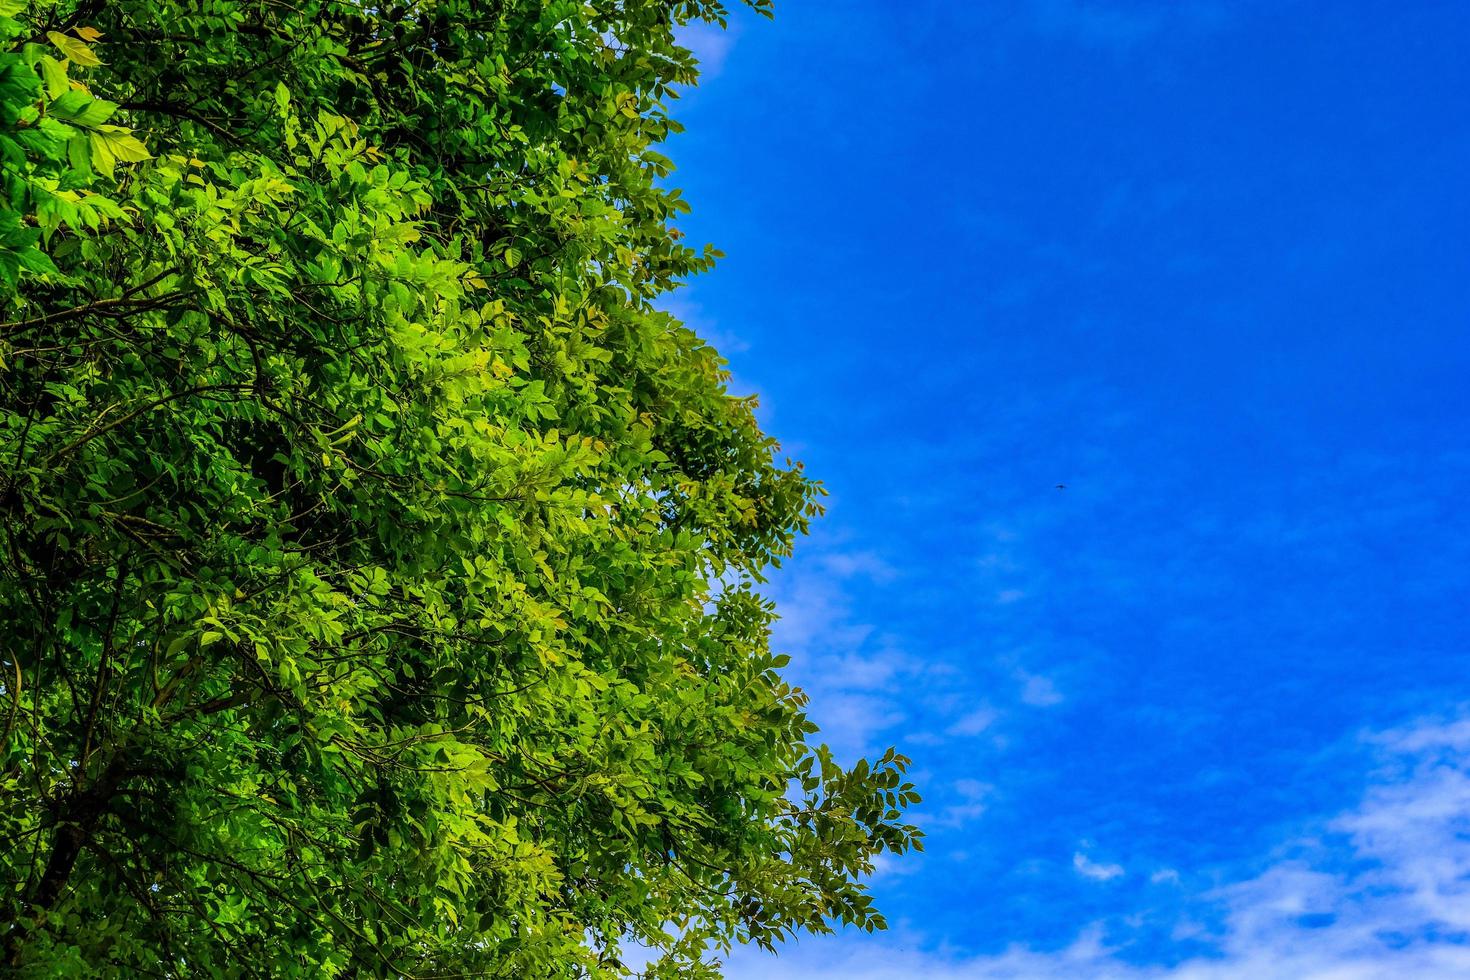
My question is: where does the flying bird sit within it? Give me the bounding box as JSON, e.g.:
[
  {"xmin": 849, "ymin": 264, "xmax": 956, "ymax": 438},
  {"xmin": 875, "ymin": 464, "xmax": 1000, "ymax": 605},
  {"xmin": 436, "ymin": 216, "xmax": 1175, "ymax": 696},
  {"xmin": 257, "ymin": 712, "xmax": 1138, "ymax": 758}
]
[{"xmin": 1055, "ymin": 484, "xmax": 1066, "ymax": 490}]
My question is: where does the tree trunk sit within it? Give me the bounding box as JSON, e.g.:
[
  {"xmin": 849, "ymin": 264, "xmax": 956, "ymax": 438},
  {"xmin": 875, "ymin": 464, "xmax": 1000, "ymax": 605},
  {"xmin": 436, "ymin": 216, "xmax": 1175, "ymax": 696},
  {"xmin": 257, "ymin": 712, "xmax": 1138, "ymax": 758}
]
[{"xmin": 2, "ymin": 753, "xmax": 128, "ymax": 966}]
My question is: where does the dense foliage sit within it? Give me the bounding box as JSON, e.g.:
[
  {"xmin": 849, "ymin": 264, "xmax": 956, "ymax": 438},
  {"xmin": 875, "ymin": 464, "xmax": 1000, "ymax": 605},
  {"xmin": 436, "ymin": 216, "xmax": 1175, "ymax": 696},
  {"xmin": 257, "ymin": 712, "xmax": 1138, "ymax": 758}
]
[{"xmin": 0, "ymin": 0, "xmax": 920, "ymax": 976}]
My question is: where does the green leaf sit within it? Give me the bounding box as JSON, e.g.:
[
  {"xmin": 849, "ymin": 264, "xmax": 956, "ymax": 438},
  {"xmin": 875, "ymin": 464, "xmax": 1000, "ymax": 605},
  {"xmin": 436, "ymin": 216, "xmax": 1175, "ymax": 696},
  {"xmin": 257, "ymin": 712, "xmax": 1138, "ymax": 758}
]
[
  {"xmin": 13, "ymin": 244, "xmax": 56, "ymax": 274},
  {"xmin": 37, "ymin": 55, "xmax": 68, "ymax": 99},
  {"xmin": 65, "ymin": 131, "xmax": 91, "ymax": 174},
  {"xmin": 49, "ymin": 89, "xmax": 116, "ymax": 128}
]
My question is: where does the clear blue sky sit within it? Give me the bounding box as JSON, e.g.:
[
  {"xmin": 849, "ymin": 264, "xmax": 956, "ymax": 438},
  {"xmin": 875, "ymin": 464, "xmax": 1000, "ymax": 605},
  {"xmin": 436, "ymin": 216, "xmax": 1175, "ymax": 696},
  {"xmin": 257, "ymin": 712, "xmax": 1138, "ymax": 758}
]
[{"xmin": 667, "ymin": 2, "xmax": 1470, "ymax": 977}]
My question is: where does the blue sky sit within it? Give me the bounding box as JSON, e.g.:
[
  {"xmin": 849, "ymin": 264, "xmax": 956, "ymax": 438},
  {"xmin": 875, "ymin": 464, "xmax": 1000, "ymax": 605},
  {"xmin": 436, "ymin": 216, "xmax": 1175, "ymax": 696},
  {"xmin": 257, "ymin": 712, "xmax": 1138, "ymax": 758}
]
[{"xmin": 666, "ymin": 2, "xmax": 1470, "ymax": 976}]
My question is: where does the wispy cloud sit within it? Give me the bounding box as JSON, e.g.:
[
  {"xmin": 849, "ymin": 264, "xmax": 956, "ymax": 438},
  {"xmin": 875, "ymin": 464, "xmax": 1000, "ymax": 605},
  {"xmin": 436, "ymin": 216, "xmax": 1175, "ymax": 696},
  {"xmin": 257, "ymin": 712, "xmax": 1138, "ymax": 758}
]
[
  {"xmin": 1018, "ymin": 673, "xmax": 1064, "ymax": 708},
  {"xmin": 674, "ymin": 21, "xmax": 740, "ymax": 79},
  {"xmin": 766, "ymin": 540, "xmax": 914, "ymax": 761},
  {"xmin": 949, "ymin": 707, "xmax": 999, "ymax": 737},
  {"xmin": 658, "ymin": 293, "xmax": 750, "ymax": 355},
  {"xmin": 818, "ymin": 550, "xmax": 899, "ymax": 583},
  {"xmin": 726, "ymin": 710, "xmax": 1470, "ymax": 978},
  {"xmin": 1073, "ymin": 851, "xmax": 1125, "ymax": 882},
  {"xmin": 930, "ymin": 779, "xmax": 994, "ymax": 830}
]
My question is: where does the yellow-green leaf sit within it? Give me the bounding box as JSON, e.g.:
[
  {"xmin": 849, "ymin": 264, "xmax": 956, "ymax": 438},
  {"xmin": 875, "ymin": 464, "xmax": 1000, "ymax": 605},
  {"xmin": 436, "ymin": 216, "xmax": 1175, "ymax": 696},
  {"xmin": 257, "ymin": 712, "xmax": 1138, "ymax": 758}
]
[
  {"xmin": 88, "ymin": 126, "xmax": 151, "ymax": 177},
  {"xmin": 38, "ymin": 55, "xmax": 69, "ymax": 100},
  {"xmin": 87, "ymin": 130, "xmax": 115, "ymax": 176},
  {"xmin": 47, "ymin": 31, "xmax": 102, "ymax": 67}
]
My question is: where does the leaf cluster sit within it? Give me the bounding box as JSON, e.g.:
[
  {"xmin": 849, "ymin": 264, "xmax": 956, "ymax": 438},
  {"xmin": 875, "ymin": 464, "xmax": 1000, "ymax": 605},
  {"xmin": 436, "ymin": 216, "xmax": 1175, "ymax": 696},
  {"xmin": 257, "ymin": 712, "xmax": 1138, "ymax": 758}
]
[{"xmin": 0, "ymin": 1, "xmax": 919, "ymax": 976}]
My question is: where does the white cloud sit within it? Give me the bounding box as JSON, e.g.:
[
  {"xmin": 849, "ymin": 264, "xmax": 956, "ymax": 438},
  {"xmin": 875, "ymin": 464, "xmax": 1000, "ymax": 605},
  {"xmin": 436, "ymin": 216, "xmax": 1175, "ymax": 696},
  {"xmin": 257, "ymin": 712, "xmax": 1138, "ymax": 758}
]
[
  {"xmin": 807, "ymin": 691, "xmax": 907, "ymax": 758},
  {"xmin": 826, "ymin": 651, "xmax": 903, "ymax": 691},
  {"xmin": 819, "ymin": 550, "xmax": 899, "ymax": 583},
  {"xmin": 673, "ymin": 21, "xmax": 739, "ymax": 79},
  {"xmin": 1019, "ymin": 673, "xmax": 1063, "ymax": 707},
  {"xmin": 724, "ymin": 710, "xmax": 1470, "ymax": 979},
  {"xmin": 765, "ymin": 543, "xmax": 914, "ymax": 759},
  {"xmin": 869, "ymin": 850, "xmax": 926, "ymax": 882},
  {"xmin": 658, "ymin": 293, "xmax": 750, "ymax": 355},
  {"xmin": 1073, "ymin": 852, "xmax": 1125, "ymax": 882},
  {"xmin": 768, "ymin": 572, "xmax": 873, "ymax": 655},
  {"xmin": 930, "ymin": 780, "xmax": 994, "ymax": 830},
  {"xmin": 948, "ymin": 707, "xmax": 998, "ymax": 737}
]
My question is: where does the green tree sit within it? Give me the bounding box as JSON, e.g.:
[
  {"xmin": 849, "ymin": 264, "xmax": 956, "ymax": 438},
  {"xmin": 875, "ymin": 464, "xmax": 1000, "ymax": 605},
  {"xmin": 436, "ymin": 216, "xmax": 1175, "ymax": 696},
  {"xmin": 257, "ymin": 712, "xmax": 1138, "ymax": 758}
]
[{"xmin": 0, "ymin": 1, "xmax": 920, "ymax": 975}]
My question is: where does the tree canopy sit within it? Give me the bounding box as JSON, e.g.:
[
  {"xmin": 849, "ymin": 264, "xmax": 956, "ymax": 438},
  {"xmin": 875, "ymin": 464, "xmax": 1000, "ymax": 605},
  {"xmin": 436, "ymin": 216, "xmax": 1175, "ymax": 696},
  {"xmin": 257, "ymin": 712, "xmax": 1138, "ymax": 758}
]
[{"xmin": 0, "ymin": 0, "xmax": 919, "ymax": 976}]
